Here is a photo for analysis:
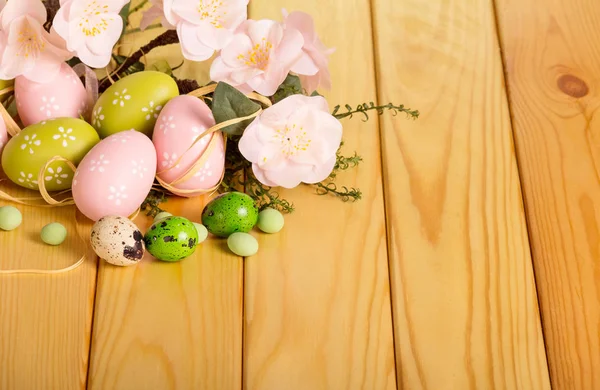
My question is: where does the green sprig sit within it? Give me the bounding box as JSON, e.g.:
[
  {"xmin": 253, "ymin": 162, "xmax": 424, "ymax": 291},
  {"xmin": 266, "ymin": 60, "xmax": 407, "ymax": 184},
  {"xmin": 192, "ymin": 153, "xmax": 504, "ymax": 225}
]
[
  {"xmin": 141, "ymin": 189, "xmax": 168, "ymax": 217},
  {"xmin": 313, "ymin": 182, "xmax": 362, "ymax": 201},
  {"xmin": 333, "ymin": 102, "xmax": 419, "ymax": 121}
]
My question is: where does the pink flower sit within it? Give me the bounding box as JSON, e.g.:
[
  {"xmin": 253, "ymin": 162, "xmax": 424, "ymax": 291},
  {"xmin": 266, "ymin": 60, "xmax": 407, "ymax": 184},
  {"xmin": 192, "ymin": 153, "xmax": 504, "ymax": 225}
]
[
  {"xmin": 282, "ymin": 9, "xmax": 334, "ymax": 94},
  {"xmin": 163, "ymin": 0, "xmax": 248, "ymax": 61},
  {"xmin": 53, "ymin": 0, "xmax": 129, "ymax": 68},
  {"xmin": 140, "ymin": 0, "xmax": 173, "ymax": 31},
  {"xmin": 0, "ymin": 0, "xmax": 72, "ymax": 82},
  {"xmin": 210, "ymin": 19, "xmax": 304, "ymax": 96},
  {"xmin": 238, "ymin": 94, "xmax": 342, "ymax": 188}
]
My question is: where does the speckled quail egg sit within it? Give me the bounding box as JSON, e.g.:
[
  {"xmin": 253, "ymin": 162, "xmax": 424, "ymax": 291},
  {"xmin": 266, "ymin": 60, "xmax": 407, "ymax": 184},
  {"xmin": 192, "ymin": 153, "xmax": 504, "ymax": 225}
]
[{"xmin": 90, "ymin": 215, "xmax": 145, "ymax": 266}]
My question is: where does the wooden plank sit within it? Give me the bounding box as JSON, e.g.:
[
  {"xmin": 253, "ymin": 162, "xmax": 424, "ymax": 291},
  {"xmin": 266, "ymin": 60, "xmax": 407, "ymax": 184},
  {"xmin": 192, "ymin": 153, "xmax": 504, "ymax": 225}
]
[
  {"xmin": 88, "ymin": 197, "xmax": 242, "ymax": 390},
  {"xmin": 372, "ymin": 0, "xmax": 552, "ymax": 388},
  {"xmin": 0, "ymin": 180, "xmax": 97, "ymax": 390},
  {"xmin": 243, "ymin": 1, "xmax": 396, "ymax": 389},
  {"xmin": 87, "ymin": 7, "xmax": 243, "ymax": 389},
  {"xmin": 494, "ymin": 0, "xmax": 600, "ymax": 388}
]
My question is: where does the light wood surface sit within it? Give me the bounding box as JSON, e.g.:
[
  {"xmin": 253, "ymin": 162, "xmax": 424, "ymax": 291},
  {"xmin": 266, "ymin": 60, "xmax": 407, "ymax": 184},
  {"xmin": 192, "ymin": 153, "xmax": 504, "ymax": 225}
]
[
  {"xmin": 372, "ymin": 0, "xmax": 552, "ymax": 388},
  {"xmin": 243, "ymin": 1, "xmax": 397, "ymax": 389},
  {"xmin": 0, "ymin": 180, "xmax": 97, "ymax": 390},
  {"xmin": 495, "ymin": 0, "xmax": 600, "ymax": 388},
  {"xmin": 8, "ymin": 0, "xmax": 600, "ymax": 388},
  {"xmin": 86, "ymin": 13, "xmax": 243, "ymax": 390}
]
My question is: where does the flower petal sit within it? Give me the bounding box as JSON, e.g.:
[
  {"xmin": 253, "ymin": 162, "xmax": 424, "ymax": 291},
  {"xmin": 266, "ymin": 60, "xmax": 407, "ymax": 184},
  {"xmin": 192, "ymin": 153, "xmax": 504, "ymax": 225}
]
[
  {"xmin": 1, "ymin": 0, "xmax": 46, "ymax": 29},
  {"xmin": 290, "ymin": 52, "xmax": 319, "ymax": 76},
  {"xmin": 177, "ymin": 22, "xmax": 215, "ymax": 61},
  {"xmin": 251, "ymin": 163, "xmax": 279, "ymax": 187}
]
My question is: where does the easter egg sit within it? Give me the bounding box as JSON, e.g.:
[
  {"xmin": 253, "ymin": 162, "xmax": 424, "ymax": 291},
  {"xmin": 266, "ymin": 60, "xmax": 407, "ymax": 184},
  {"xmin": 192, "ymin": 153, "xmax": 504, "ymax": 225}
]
[
  {"xmin": 0, "ymin": 206, "xmax": 22, "ymax": 231},
  {"xmin": 15, "ymin": 62, "xmax": 91, "ymax": 127},
  {"xmin": 227, "ymin": 232, "xmax": 259, "ymax": 257},
  {"xmin": 257, "ymin": 208, "xmax": 284, "ymax": 233},
  {"xmin": 72, "ymin": 130, "xmax": 157, "ymax": 221},
  {"xmin": 40, "ymin": 222, "xmax": 67, "ymax": 246},
  {"xmin": 90, "ymin": 216, "xmax": 145, "ymax": 266},
  {"xmin": 201, "ymin": 192, "xmax": 259, "ymax": 237},
  {"xmin": 91, "ymin": 71, "xmax": 179, "ymax": 138},
  {"xmin": 1, "ymin": 118, "xmax": 100, "ymax": 191},
  {"xmin": 144, "ymin": 216, "xmax": 198, "ymax": 261},
  {"xmin": 152, "ymin": 95, "xmax": 225, "ymax": 197}
]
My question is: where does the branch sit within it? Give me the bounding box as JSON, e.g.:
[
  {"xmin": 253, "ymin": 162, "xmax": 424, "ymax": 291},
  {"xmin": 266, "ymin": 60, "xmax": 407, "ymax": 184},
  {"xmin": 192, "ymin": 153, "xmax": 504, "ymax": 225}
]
[
  {"xmin": 333, "ymin": 102, "xmax": 419, "ymax": 121},
  {"xmin": 98, "ymin": 30, "xmax": 179, "ymax": 91}
]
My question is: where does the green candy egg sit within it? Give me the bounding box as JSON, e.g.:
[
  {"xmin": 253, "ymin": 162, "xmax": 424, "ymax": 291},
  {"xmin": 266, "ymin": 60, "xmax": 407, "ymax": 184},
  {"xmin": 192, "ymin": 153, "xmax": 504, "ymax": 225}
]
[
  {"xmin": 144, "ymin": 216, "xmax": 199, "ymax": 261},
  {"xmin": 227, "ymin": 232, "xmax": 259, "ymax": 257},
  {"xmin": 92, "ymin": 71, "xmax": 179, "ymax": 138},
  {"xmin": 40, "ymin": 222, "xmax": 67, "ymax": 245},
  {"xmin": 193, "ymin": 222, "xmax": 208, "ymax": 244},
  {"xmin": 1, "ymin": 118, "xmax": 99, "ymax": 191},
  {"xmin": 257, "ymin": 208, "xmax": 284, "ymax": 233},
  {"xmin": 0, "ymin": 206, "xmax": 22, "ymax": 231},
  {"xmin": 154, "ymin": 211, "xmax": 173, "ymax": 222},
  {"xmin": 201, "ymin": 192, "xmax": 259, "ymax": 238}
]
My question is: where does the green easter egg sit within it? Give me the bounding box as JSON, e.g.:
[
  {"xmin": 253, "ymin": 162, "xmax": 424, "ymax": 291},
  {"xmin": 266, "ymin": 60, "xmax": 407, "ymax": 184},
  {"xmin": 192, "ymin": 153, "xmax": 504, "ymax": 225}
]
[
  {"xmin": 154, "ymin": 211, "xmax": 173, "ymax": 222},
  {"xmin": 92, "ymin": 71, "xmax": 179, "ymax": 138},
  {"xmin": 257, "ymin": 208, "xmax": 284, "ymax": 234},
  {"xmin": 0, "ymin": 206, "xmax": 22, "ymax": 231},
  {"xmin": 193, "ymin": 222, "xmax": 208, "ymax": 244},
  {"xmin": 144, "ymin": 216, "xmax": 199, "ymax": 261},
  {"xmin": 227, "ymin": 232, "xmax": 259, "ymax": 257},
  {"xmin": 40, "ymin": 222, "xmax": 67, "ymax": 245},
  {"xmin": 1, "ymin": 117, "xmax": 99, "ymax": 191},
  {"xmin": 201, "ymin": 192, "xmax": 259, "ymax": 238}
]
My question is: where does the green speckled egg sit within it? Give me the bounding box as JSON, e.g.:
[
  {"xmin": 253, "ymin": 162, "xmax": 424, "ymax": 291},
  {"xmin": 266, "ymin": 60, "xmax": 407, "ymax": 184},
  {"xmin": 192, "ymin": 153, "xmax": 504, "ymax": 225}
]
[
  {"xmin": 92, "ymin": 71, "xmax": 179, "ymax": 138},
  {"xmin": 1, "ymin": 117, "xmax": 99, "ymax": 191},
  {"xmin": 201, "ymin": 192, "xmax": 259, "ymax": 238},
  {"xmin": 144, "ymin": 216, "xmax": 199, "ymax": 261}
]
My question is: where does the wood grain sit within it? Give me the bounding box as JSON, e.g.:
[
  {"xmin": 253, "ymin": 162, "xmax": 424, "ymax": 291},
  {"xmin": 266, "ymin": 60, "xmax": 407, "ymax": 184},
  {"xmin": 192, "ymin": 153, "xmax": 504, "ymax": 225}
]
[
  {"xmin": 0, "ymin": 180, "xmax": 97, "ymax": 390},
  {"xmin": 243, "ymin": 1, "xmax": 396, "ymax": 390},
  {"xmin": 371, "ymin": 0, "xmax": 552, "ymax": 388},
  {"xmin": 87, "ymin": 195, "xmax": 243, "ymax": 390},
  {"xmin": 87, "ymin": 7, "xmax": 243, "ymax": 389},
  {"xmin": 495, "ymin": 0, "xmax": 600, "ymax": 388}
]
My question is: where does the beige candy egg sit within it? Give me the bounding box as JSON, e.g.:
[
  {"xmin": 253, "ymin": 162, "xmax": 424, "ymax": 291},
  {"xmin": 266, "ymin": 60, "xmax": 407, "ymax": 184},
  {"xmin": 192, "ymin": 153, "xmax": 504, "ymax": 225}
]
[{"xmin": 90, "ymin": 216, "xmax": 145, "ymax": 266}]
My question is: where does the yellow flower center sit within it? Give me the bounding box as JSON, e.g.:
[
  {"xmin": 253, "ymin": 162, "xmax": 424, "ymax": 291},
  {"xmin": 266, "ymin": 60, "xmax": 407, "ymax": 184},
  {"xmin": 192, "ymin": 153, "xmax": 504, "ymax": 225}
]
[
  {"xmin": 79, "ymin": 0, "xmax": 111, "ymax": 37},
  {"xmin": 269, "ymin": 124, "xmax": 312, "ymax": 159},
  {"xmin": 237, "ymin": 38, "xmax": 273, "ymax": 70},
  {"xmin": 16, "ymin": 27, "xmax": 45, "ymax": 58},
  {"xmin": 197, "ymin": 0, "xmax": 225, "ymax": 28}
]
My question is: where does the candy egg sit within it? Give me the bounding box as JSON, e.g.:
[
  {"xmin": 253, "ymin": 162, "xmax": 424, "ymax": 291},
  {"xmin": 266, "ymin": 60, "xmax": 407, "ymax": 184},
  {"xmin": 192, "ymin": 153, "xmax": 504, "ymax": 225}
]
[
  {"xmin": 227, "ymin": 232, "xmax": 259, "ymax": 257},
  {"xmin": 72, "ymin": 130, "xmax": 157, "ymax": 221},
  {"xmin": 152, "ymin": 95, "xmax": 225, "ymax": 197},
  {"xmin": 257, "ymin": 208, "xmax": 285, "ymax": 233},
  {"xmin": 1, "ymin": 118, "xmax": 100, "ymax": 191},
  {"xmin": 144, "ymin": 216, "xmax": 198, "ymax": 261},
  {"xmin": 40, "ymin": 222, "xmax": 67, "ymax": 246},
  {"xmin": 90, "ymin": 216, "xmax": 145, "ymax": 266},
  {"xmin": 0, "ymin": 206, "xmax": 22, "ymax": 231},
  {"xmin": 201, "ymin": 192, "xmax": 259, "ymax": 237},
  {"xmin": 15, "ymin": 62, "xmax": 91, "ymax": 126},
  {"xmin": 91, "ymin": 71, "xmax": 179, "ymax": 138}
]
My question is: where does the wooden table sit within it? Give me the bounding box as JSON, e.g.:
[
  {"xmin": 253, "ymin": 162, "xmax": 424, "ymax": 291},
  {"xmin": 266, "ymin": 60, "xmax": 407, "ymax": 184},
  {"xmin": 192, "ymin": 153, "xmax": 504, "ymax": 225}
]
[{"xmin": 1, "ymin": 0, "xmax": 599, "ymax": 388}]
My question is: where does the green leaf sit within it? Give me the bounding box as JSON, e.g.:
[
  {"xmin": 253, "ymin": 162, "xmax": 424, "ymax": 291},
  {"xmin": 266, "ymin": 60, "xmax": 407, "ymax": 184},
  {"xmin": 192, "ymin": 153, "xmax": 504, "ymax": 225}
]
[
  {"xmin": 149, "ymin": 60, "xmax": 173, "ymax": 75},
  {"xmin": 119, "ymin": 2, "xmax": 130, "ymax": 35},
  {"xmin": 272, "ymin": 74, "xmax": 303, "ymax": 103},
  {"xmin": 112, "ymin": 54, "xmax": 145, "ymax": 75},
  {"xmin": 211, "ymin": 82, "xmax": 261, "ymax": 136},
  {"xmin": 311, "ymin": 90, "xmax": 322, "ymax": 97}
]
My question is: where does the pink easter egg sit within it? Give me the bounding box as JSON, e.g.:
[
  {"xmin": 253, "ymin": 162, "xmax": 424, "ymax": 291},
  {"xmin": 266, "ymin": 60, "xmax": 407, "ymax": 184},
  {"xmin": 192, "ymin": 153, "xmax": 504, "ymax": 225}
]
[
  {"xmin": 72, "ymin": 130, "xmax": 157, "ymax": 221},
  {"xmin": 0, "ymin": 116, "xmax": 6, "ymax": 156},
  {"xmin": 152, "ymin": 95, "xmax": 225, "ymax": 197},
  {"xmin": 15, "ymin": 62, "xmax": 91, "ymax": 127}
]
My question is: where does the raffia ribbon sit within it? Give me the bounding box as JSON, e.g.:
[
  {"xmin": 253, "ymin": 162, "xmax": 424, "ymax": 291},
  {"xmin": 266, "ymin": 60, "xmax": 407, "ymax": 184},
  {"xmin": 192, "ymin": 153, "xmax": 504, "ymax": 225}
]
[{"xmin": 156, "ymin": 85, "xmax": 272, "ymax": 195}]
